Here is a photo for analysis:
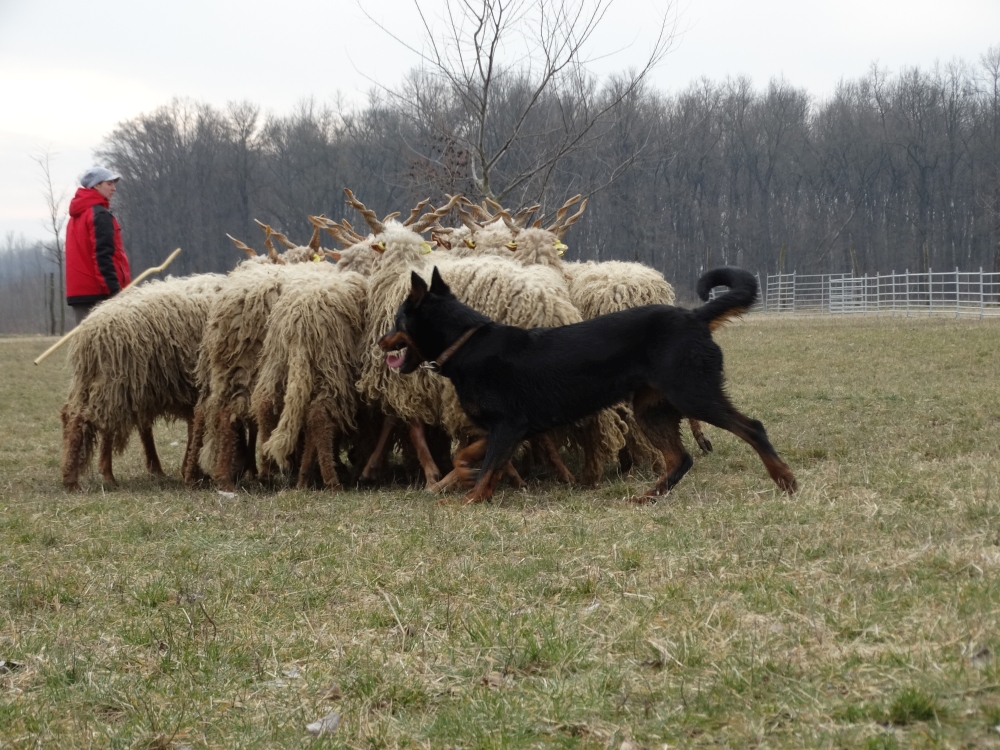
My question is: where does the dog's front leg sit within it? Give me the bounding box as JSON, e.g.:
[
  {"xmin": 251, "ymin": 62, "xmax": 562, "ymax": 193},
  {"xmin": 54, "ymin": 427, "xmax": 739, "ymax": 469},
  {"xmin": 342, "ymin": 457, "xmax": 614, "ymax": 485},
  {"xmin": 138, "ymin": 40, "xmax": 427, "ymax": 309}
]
[{"xmin": 462, "ymin": 428, "xmax": 520, "ymax": 504}]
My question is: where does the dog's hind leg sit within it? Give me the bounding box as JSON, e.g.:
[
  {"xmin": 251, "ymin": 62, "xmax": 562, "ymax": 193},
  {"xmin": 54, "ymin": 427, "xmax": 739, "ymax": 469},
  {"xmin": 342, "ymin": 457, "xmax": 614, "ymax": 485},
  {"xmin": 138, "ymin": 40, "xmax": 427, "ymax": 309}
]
[
  {"xmin": 408, "ymin": 420, "xmax": 442, "ymax": 488},
  {"xmin": 689, "ymin": 419, "xmax": 712, "ymax": 453},
  {"xmin": 138, "ymin": 423, "xmax": 164, "ymax": 475},
  {"xmin": 633, "ymin": 387, "xmax": 693, "ymax": 501},
  {"xmin": 668, "ymin": 390, "xmax": 797, "ymax": 494}
]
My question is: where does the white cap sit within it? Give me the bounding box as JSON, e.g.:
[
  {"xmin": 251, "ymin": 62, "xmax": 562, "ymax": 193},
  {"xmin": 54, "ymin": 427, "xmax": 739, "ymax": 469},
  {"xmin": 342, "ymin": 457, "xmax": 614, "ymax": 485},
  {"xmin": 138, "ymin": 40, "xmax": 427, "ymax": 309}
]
[{"xmin": 80, "ymin": 166, "xmax": 121, "ymax": 188}]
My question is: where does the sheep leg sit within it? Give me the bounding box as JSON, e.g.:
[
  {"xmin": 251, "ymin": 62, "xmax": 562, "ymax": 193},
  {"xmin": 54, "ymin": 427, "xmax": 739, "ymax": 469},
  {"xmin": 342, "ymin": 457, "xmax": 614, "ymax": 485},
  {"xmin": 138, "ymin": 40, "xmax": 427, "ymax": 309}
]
[
  {"xmin": 213, "ymin": 408, "xmax": 237, "ymax": 491},
  {"xmin": 431, "ymin": 438, "xmax": 488, "ymax": 494},
  {"xmin": 408, "ymin": 420, "xmax": 442, "ymax": 488},
  {"xmin": 235, "ymin": 421, "xmax": 258, "ymax": 479},
  {"xmin": 297, "ymin": 423, "xmax": 319, "ymax": 490},
  {"xmin": 183, "ymin": 406, "xmax": 207, "ymax": 484},
  {"xmin": 689, "ymin": 419, "xmax": 713, "ymax": 453},
  {"xmin": 618, "ymin": 445, "xmax": 635, "ymax": 475},
  {"xmin": 360, "ymin": 414, "xmax": 397, "ymax": 481},
  {"xmin": 256, "ymin": 397, "xmax": 280, "ymax": 481},
  {"xmin": 98, "ymin": 431, "xmax": 117, "ymax": 486},
  {"xmin": 138, "ymin": 424, "xmax": 164, "ymax": 475},
  {"xmin": 502, "ymin": 461, "xmax": 526, "ymax": 489},
  {"xmin": 61, "ymin": 411, "xmax": 87, "ymax": 492},
  {"xmin": 309, "ymin": 405, "xmax": 343, "ymax": 491},
  {"xmin": 537, "ymin": 434, "xmax": 575, "ymax": 484}
]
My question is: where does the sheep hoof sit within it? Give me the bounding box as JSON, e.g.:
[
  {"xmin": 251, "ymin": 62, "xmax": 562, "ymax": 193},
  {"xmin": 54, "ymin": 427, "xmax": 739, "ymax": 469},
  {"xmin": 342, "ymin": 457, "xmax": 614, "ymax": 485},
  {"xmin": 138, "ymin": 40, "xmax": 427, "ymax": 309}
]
[
  {"xmin": 697, "ymin": 437, "xmax": 713, "ymax": 454},
  {"xmin": 64, "ymin": 482, "xmax": 82, "ymax": 493}
]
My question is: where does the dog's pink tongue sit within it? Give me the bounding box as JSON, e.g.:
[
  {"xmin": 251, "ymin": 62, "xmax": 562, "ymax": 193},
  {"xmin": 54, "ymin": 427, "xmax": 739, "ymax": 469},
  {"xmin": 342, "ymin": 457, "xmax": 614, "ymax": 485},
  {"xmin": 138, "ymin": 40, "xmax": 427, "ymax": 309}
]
[{"xmin": 386, "ymin": 352, "xmax": 405, "ymax": 370}]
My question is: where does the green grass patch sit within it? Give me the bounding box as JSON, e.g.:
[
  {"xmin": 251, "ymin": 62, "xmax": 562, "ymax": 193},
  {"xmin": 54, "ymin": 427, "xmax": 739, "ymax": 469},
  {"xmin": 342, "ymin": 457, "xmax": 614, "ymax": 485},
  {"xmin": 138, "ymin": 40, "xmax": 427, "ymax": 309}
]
[{"xmin": 2, "ymin": 319, "xmax": 1000, "ymax": 747}]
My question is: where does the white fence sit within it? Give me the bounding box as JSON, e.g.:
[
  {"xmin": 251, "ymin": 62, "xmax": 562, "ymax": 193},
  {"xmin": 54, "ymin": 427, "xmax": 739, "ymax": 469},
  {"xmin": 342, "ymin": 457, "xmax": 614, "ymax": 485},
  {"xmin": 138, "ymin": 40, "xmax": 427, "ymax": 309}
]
[{"xmin": 759, "ymin": 268, "xmax": 1000, "ymax": 318}]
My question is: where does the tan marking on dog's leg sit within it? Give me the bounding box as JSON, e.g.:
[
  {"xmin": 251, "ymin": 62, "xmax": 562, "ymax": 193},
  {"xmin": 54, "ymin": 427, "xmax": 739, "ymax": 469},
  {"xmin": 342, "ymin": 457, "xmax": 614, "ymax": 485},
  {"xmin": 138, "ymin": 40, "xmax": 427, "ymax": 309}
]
[
  {"xmin": 688, "ymin": 419, "xmax": 713, "ymax": 453},
  {"xmin": 432, "ymin": 438, "xmax": 487, "ymax": 496},
  {"xmin": 462, "ymin": 466, "xmax": 504, "ymax": 504}
]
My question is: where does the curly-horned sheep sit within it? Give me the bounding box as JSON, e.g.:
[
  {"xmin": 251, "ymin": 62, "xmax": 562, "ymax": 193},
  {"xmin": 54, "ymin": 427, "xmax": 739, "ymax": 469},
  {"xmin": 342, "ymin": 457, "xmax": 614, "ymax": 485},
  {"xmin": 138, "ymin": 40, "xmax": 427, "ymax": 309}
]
[
  {"xmin": 251, "ymin": 264, "xmax": 368, "ymax": 489},
  {"xmin": 60, "ymin": 273, "xmax": 226, "ymax": 490}
]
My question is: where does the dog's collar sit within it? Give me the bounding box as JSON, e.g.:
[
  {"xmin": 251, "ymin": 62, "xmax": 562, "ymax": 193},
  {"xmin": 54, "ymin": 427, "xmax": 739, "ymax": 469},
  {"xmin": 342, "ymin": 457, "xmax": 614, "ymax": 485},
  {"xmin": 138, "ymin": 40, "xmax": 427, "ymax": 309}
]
[{"xmin": 420, "ymin": 326, "xmax": 481, "ymax": 373}]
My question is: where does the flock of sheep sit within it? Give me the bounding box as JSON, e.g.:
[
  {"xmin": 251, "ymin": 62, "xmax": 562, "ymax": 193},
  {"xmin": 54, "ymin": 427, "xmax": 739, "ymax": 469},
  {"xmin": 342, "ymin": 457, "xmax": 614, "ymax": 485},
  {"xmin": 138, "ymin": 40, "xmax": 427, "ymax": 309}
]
[{"xmin": 60, "ymin": 190, "xmax": 701, "ymax": 498}]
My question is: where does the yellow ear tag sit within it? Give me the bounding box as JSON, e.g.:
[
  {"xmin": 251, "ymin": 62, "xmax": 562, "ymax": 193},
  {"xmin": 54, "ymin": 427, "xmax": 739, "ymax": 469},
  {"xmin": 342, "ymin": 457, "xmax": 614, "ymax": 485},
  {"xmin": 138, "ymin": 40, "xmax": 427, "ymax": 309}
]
[
  {"xmin": 312, "ymin": 254, "xmax": 321, "ymax": 262},
  {"xmin": 554, "ymin": 242, "xmax": 568, "ymax": 256},
  {"xmin": 421, "ymin": 242, "xmax": 432, "ymax": 254}
]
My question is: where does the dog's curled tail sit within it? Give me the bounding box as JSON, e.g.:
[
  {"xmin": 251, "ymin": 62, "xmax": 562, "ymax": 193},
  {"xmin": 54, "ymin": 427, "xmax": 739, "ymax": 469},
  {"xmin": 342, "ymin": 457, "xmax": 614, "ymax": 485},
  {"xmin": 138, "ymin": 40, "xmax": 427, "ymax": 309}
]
[{"xmin": 694, "ymin": 267, "xmax": 758, "ymax": 331}]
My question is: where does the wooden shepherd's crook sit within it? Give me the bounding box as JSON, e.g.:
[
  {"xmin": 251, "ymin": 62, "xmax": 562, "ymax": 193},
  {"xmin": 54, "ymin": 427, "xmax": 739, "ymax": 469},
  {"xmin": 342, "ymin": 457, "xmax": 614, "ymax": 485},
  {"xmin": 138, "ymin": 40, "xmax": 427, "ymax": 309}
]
[{"xmin": 33, "ymin": 247, "xmax": 183, "ymax": 365}]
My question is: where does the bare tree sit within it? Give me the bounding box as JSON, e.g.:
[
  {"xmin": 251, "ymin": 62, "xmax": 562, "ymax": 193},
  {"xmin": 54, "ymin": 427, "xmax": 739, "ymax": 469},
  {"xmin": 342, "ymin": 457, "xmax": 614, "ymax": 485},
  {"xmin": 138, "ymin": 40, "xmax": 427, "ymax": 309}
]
[
  {"xmin": 31, "ymin": 148, "xmax": 67, "ymax": 335},
  {"xmin": 367, "ymin": 0, "xmax": 676, "ymax": 206}
]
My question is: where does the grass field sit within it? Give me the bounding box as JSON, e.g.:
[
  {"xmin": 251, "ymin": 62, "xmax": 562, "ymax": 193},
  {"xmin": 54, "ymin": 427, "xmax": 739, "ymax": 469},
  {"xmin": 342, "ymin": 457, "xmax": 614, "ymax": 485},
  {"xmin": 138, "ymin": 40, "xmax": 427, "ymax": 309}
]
[{"xmin": 2, "ymin": 316, "xmax": 999, "ymax": 749}]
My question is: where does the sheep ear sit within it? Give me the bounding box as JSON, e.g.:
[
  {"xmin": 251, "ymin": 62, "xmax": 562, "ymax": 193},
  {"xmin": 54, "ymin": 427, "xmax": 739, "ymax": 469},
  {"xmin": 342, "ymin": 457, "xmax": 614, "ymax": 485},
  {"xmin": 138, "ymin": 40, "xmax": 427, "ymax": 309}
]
[
  {"xmin": 409, "ymin": 271, "xmax": 429, "ymax": 307},
  {"xmin": 429, "ymin": 267, "xmax": 450, "ymax": 296}
]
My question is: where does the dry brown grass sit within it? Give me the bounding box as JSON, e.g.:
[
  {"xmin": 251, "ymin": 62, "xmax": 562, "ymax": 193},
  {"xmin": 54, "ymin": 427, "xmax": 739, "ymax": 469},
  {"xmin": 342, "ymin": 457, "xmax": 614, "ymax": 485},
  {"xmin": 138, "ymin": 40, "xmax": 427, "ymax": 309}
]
[{"xmin": 1, "ymin": 316, "xmax": 999, "ymax": 748}]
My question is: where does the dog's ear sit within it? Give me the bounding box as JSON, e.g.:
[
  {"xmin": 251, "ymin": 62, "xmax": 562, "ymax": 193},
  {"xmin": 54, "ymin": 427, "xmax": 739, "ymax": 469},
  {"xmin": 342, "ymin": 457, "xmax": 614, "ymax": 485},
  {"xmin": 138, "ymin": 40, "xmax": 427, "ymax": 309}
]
[
  {"xmin": 408, "ymin": 271, "xmax": 429, "ymax": 307},
  {"xmin": 429, "ymin": 266, "xmax": 451, "ymax": 296}
]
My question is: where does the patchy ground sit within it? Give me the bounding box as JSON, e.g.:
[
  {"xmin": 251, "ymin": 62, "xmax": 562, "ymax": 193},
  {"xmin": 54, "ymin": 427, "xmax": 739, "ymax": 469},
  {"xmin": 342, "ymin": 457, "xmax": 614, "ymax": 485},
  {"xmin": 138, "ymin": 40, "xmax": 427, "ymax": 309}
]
[{"xmin": 2, "ymin": 317, "xmax": 999, "ymax": 748}]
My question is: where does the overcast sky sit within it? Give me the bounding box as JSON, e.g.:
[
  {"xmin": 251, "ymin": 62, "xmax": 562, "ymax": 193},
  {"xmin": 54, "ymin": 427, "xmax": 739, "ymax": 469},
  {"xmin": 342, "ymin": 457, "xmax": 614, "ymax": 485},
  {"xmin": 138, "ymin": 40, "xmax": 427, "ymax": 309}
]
[{"xmin": 1, "ymin": 0, "xmax": 997, "ymax": 244}]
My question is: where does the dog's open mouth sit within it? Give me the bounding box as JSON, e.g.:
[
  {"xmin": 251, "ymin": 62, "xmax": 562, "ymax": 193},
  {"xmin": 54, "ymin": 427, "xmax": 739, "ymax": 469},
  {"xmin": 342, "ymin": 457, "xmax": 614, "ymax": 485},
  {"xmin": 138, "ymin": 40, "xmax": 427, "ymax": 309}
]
[{"xmin": 386, "ymin": 348, "xmax": 406, "ymax": 370}]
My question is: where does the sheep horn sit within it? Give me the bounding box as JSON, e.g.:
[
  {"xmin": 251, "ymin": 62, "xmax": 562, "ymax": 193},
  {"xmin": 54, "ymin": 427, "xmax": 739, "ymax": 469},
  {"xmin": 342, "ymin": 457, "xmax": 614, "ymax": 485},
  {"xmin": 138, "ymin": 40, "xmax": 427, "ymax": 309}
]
[
  {"xmin": 431, "ymin": 232, "xmax": 452, "ymax": 250},
  {"xmin": 403, "ymin": 198, "xmax": 431, "ymax": 226},
  {"xmin": 456, "ymin": 205, "xmax": 481, "ymax": 233},
  {"xmin": 344, "ymin": 188, "xmax": 385, "ymax": 234},
  {"xmin": 267, "ymin": 241, "xmax": 285, "ymax": 264},
  {"xmin": 513, "ymin": 204, "xmax": 541, "ymax": 227},
  {"xmin": 325, "ymin": 250, "xmax": 342, "ymax": 262},
  {"xmin": 307, "ymin": 215, "xmax": 329, "ymax": 251},
  {"xmin": 554, "ymin": 197, "xmax": 588, "ymax": 239},
  {"xmin": 226, "ymin": 234, "xmax": 258, "ymax": 259},
  {"xmin": 546, "ymin": 194, "xmax": 583, "ymax": 233},
  {"xmin": 410, "ymin": 193, "xmax": 467, "ymax": 233},
  {"xmin": 270, "ymin": 229, "xmax": 298, "ymax": 249}
]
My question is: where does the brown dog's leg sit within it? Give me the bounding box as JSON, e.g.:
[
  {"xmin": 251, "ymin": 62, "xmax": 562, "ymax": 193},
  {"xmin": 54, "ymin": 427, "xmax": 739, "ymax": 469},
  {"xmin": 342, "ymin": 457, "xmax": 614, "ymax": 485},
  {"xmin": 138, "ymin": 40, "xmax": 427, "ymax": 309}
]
[
  {"xmin": 360, "ymin": 414, "xmax": 397, "ymax": 482},
  {"xmin": 432, "ymin": 438, "xmax": 488, "ymax": 495},
  {"xmin": 183, "ymin": 406, "xmax": 207, "ymax": 485},
  {"xmin": 462, "ymin": 466, "xmax": 505, "ymax": 504},
  {"xmin": 138, "ymin": 424, "xmax": 164, "ymax": 475},
  {"xmin": 719, "ymin": 411, "xmax": 797, "ymax": 493},
  {"xmin": 688, "ymin": 419, "xmax": 713, "ymax": 453},
  {"xmin": 408, "ymin": 420, "xmax": 442, "ymax": 488},
  {"xmin": 536, "ymin": 434, "xmax": 575, "ymax": 484},
  {"xmin": 97, "ymin": 431, "xmax": 117, "ymax": 485},
  {"xmin": 502, "ymin": 461, "xmax": 526, "ymax": 489}
]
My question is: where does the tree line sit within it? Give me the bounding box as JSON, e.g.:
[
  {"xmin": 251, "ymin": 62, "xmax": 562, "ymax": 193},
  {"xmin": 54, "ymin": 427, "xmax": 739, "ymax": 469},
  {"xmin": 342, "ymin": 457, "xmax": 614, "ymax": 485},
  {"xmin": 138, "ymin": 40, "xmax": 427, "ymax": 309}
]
[{"xmin": 3, "ymin": 48, "xmax": 999, "ymax": 333}]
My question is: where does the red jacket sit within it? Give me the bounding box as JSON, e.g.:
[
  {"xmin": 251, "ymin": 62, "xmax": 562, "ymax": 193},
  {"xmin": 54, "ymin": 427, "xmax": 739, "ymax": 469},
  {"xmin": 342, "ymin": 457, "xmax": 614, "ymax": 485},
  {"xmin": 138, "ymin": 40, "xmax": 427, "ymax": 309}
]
[{"xmin": 65, "ymin": 187, "xmax": 131, "ymax": 305}]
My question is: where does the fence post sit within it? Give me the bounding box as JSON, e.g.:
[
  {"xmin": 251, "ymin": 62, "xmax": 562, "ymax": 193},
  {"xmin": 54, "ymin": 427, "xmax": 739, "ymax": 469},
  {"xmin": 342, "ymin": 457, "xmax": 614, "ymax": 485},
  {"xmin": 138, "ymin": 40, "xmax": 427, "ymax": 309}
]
[
  {"xmin": 928, "ymin": 267, "xmax": 933, "ymax": 316},
  {"xmin": 981, "ymin": 267, "xmax": 985, "ymax": 321},
  {"xmin": 905, "ymin": 269, "xmax": 909, "ymax": 317},
  {"xmin": 956, "ymin": 266, "xmax": 960, "ymax": 318}
]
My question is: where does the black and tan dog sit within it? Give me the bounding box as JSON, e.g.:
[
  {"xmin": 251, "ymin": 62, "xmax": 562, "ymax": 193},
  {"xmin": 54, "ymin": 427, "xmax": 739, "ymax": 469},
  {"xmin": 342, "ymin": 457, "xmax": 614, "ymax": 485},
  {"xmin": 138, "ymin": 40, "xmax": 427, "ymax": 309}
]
[{"xmin": 379, "ymin": 266, "xmax": 797, "ymax": 503}]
